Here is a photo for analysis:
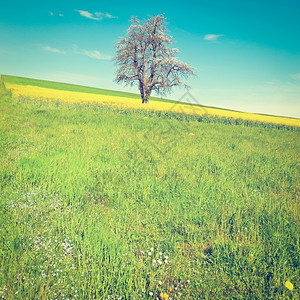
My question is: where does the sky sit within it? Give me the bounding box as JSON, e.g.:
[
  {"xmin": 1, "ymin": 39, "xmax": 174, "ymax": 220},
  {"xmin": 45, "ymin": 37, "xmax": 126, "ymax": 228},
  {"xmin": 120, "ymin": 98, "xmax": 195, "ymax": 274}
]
[{"xmin": 0, "ymin": 0, "xmax": 300, "ymax": 118}]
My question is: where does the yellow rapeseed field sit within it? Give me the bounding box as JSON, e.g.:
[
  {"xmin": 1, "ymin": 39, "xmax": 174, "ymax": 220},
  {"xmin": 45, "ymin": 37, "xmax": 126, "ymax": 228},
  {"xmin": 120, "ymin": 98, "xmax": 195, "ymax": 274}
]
[{"xmin": 6, "ymin": 83, "xmax": 300, "ymax": 127}]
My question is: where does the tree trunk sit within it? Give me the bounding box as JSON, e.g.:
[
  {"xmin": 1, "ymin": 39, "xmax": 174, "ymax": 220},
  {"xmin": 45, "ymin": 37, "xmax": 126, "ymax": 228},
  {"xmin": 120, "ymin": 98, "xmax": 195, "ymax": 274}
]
[{"xmin": 142, "ymin": 88, "xmax": 152, "ymax": 104}]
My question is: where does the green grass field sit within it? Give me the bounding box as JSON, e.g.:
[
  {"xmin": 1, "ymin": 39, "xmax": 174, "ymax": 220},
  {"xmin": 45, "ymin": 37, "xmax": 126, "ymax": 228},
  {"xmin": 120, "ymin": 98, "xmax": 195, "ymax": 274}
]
[{"xmin": 0, "ymin": 78, "xmax": 299, "ymax": 299}]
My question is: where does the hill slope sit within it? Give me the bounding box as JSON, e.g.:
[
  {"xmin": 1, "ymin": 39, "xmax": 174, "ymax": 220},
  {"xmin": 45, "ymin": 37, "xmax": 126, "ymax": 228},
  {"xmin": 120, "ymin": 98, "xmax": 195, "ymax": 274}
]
[
  {"xmin": 2, "ymin": 74, "xmax": 300, "ymax": 129},
  {"xmin": 2, "ymin": 74, "xmax": 175, "ymax": 103}
]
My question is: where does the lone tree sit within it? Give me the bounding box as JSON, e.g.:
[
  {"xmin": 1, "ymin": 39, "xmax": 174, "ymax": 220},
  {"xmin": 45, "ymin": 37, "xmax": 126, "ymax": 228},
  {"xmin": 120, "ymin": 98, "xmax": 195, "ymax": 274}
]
[{"xmin": 114, "ymin": 15, "xmax": 195, "ymax": 104}]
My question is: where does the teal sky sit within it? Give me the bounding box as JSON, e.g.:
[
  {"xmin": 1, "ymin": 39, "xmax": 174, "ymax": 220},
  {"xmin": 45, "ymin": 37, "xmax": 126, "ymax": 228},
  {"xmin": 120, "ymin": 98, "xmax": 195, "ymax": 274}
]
[{"xmin": 1, "ymin": 0, "xmax": 299, "ymax": 118}]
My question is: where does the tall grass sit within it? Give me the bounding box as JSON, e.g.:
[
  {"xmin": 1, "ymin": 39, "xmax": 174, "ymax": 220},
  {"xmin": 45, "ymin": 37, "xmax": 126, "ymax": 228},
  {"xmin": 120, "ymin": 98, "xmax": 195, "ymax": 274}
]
[{"xmin": 0, "ymin": 81, "xmax": 299, "ymax": 299}]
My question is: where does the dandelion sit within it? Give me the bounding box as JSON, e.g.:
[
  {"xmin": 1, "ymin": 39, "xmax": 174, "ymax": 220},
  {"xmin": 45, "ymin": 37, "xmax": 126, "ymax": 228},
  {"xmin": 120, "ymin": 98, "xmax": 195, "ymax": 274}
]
[
  {"xmin": 160, "ymin": 292, "xmax": 169, "ymax": 300},
  {"xmin": 189, "ymin": 133, "xmax": 195, "ymax": 136},
  {"xmin": 285, "ymin": 280, "xmax": 294, "ymax": 291}
]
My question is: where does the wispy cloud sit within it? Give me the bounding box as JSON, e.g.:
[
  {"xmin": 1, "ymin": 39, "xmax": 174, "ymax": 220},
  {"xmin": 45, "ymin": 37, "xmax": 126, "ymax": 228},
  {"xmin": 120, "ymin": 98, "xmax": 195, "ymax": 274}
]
[
  {"xmin": 75, "ymin": 10, "xmax": 99, "ymax": 20},
  {"xmin": 49, "ymin": 11, "xmax": 63, "ymax": 17},
  {"xmin": 83, "ymin": 50, "xmax": 112, "ymax": 60},
  {"xmin": 42, "ymin": 45, "xmax": 66, "ymax": 55},
  {"xmin": 73, "ymin": 45, "xmax": 112, "ymax": 60},
  {"xmin": 101, "ymin": 13, "xmax": 117, "ymax": 19},
  {"xmin": 265, "ymin": 81, "xmax": 277, "ymax": 85},
  {"xmin": 75, "ymin": 10, "xmax": 117, "ymax": 20},
  {"xmin": 204, "ymin": 34, "xmax": 224, "ymax": 41},
  {"xmin": 290, "ymin": 73, "xmax": 300, "ymax": 80}
]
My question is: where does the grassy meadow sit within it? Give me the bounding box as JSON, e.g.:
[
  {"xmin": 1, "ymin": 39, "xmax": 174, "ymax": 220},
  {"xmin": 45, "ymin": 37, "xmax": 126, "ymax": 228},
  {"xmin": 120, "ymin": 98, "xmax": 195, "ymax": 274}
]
[{"xmin": 0, "ymin": 76, "xmax": 299, "ymax": 299}]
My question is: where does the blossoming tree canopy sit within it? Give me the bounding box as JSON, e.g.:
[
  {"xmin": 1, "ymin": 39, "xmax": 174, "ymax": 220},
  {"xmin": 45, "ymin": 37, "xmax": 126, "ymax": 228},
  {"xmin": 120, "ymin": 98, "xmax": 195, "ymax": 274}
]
[{"xmin": 114, "ymin": 15, "xmax": 195, "ymax": 104}]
